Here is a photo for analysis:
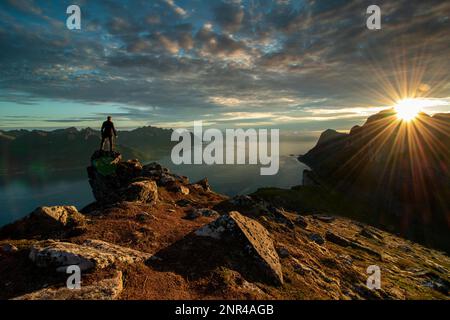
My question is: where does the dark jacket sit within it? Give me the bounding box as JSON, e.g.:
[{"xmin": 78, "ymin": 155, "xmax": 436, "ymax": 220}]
[{"xmin": 101, "ymin": 120, "xmax": 117, "ymax": 137}]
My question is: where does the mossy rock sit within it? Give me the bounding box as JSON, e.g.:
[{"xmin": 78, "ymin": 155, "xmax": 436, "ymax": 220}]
[{"xmin": 93, "ymin": 156, "xmax": 118, "ymax": 176}]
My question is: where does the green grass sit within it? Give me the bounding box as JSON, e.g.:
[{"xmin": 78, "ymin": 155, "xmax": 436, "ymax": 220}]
[{"xmin": 252, "ymin": 185, "xmax": 377, "ymax": 224}]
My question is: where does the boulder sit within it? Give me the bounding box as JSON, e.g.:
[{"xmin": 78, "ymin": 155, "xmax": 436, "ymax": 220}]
[
  {"xmin": 295, "ymin": 216, "xmax": 308, "ymax": 228},
  {"xmin": 160, "ymin": 173, "xmax": 176, "ymax": 185},
  {"xmin": 33, "ymin": 206, "xmax": 86, "ymax": 228},
  {"xmin": 193, "ymin": 178, "xmax": 211, "ymax": 192},
  {"xmin": 29, "ymin": 239, "xmax": 151, "ymax": 272},
  {"xmin": 195, "ymin": 211, "xmax": 283, "ymax": 285},
  {"xmin": 0, "ymin": 206, "xmax": 86, "ymax": 240},
  {"xmin": 124, "ymin": 181, "xmax": 158, "ymax": 204},
  {"xmin": 116, "ymin": 160, "xmax": 143, "ymax": 184},
  {"xmin": 13, "ymin": 271, "xmax": 123, "ymax": 300},
  {"xmin": 177, "ymin": 185, "xmax": 190, "ymax": 195},
  {"xmin": 166, "ymin": 181, "xmax": 190, "ymax": 195},
  {"xmin": 142, "ymin": 162, "xmax": 164, "ymax": 174},
  {"xmin": 309, "ymin": 233, "xmax": 325, "ymax": 245},
  {"xmin": 185, "ymin": 208, "xmax": 220, "ymax": 220}
]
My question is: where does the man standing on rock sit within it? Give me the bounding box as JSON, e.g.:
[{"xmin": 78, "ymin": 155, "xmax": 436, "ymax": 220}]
[{"xmin": 100, "ymin": 116, "xmax": 118, "ymax": 152}]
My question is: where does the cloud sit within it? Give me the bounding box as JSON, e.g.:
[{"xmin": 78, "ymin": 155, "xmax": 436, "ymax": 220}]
[
  {"xmin": 165, "ymin": 0, "xmax": 188, "ymax": 16},
  {"xmin": 214, "ymin": 1, "xmax": 245, "ymax": 32},
  {"xmin": 0, "ymin": 0, "xmax": 448, "ymax": 131}
]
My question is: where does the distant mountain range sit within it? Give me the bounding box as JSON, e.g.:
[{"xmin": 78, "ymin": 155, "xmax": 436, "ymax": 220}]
[
  {"xmin": 299, "ymin": 110, "xmax": 450, "ymax": 251},
  {"xmin": 0, "ymin": 126, "xmax": 174, "ymax": 174}
]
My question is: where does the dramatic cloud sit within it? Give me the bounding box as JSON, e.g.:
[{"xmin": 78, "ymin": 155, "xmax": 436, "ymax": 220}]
[{"xmin": 0, "ymin": 0, "xmax": 449, "ymax": 130}]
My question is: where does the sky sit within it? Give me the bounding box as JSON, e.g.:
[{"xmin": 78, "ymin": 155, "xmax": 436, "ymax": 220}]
[{"xmin": 0, "ymin": 0, "xmax": 449, "ymax": 132}]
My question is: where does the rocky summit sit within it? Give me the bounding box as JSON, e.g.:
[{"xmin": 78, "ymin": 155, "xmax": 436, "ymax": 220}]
[{"xmin": 0, "ymin": 151, "xmax": 449, "ymax": 300}]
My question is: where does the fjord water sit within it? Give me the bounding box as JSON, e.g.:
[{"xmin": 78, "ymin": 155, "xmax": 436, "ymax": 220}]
[{"xmin": 0, "ymin": 139, "xmax": 314, "ymax": 227}]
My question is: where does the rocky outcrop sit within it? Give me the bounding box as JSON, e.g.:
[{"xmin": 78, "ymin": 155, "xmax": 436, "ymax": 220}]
[
  {"xmin": 13, "ymin": 271, "xmax": 123, "ymax": 300},
  {"xmin": 87, "ymin": 152, "xmax": 201, "ymax": 205},
  {"xmin": 0, "ymin": 206, "xmax": 86, "ymax": 240},
  {"xmin": 29, "ymin": 239, "xmax": 151, "ymax": 272},
  {"xmin": 195, "ymin": 211, "xmax": 283, "ymax": 285},
  {"xmin": 87, "ymin": 151, "xmax": 159, "ymax": 204}
]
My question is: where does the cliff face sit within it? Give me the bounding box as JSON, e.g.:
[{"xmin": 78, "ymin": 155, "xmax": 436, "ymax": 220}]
[
  {"xmin": 299, "ymin": 110, "xmax": 450, "ymax": 252},
  {"xmin": 0, "ymin": 151, "xmax": 449, "ymax": 300}
]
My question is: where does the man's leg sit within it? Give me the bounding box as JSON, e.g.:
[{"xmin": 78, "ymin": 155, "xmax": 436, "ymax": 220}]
[
  {"xmin": 108, "ymin": 136, "xmax": 113, "ymax": 152},
  {"xmin": 100, "ymin": 137, "xmax": 106, "ymax": 151}
]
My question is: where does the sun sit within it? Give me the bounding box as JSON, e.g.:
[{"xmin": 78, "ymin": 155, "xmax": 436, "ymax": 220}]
[{"xmin": 394, "ymin": 99, "xmax": 422, "ymax": 121}]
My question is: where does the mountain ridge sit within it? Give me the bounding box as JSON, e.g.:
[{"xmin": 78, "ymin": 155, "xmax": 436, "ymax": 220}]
[
  {"xmin": 0, "ymin": 126, "xmax": 175, "ymax": 174},
  {"xmin": 298, "ymin": 109, "xmax": 450, "ymax": 253}
]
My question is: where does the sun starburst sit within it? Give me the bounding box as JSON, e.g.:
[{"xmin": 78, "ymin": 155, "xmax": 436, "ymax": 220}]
[{"xmin": 394, "ymin": 99, "xmax": 422, "ymax": 121}]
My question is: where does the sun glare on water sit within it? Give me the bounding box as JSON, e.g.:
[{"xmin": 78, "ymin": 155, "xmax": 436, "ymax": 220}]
[{"xmin": 394, "ymin": 99, "xmax": 423, "ymax": 121}]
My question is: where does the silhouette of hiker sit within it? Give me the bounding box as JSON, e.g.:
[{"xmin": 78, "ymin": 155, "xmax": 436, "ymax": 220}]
[{"xmin": 100, "ymin": 116, "xmax": 118, "ymax": 152}]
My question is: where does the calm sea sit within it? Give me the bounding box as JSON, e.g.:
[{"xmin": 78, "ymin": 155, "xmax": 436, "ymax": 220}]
[{"xmin": 0, "ymin": 139, "xmax": 314, "ymax": 227}]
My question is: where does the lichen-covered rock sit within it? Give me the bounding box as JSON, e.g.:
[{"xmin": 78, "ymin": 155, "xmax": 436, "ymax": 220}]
[
  {"xmin": 124, "ymin": 181, "xmax": 158, "ymax": 204},
  {"xmin": 13, "ymin": 271, "xmax": 123, "ymax": 300},
  {"xmin": 29, "ymin": 239, "xmax": 151, "ymax": 272},
  {"xmin": 0, "ymin": 206, "xmax": 86, "ymax": 240},
  {"xmin": 195, "ymin": 211, "xmax": 283, "ymax": 285},
  {"xmin": 33, "ymin": 206, "xmax": 86, "ymax": 228}
]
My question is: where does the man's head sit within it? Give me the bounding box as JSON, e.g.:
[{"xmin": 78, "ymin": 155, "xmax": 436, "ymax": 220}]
[{"xmin": 107, "ymin": 116, "xmax": 112, "ymax": 121}]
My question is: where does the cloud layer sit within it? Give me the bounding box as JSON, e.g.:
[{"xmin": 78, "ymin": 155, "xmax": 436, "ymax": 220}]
[{"xmin": 0, "ymin": 0, "xmax": 449, "ymax": 129}]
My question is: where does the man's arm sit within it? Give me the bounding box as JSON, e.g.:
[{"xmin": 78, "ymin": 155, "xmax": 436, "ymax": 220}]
[
  {"xmin": 101, "ymin": 122, "xmax": 105, "ymax": 135},
  {"xmin": 112, "ymin": 123, "xmax": 117, "ymax": 137}
]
